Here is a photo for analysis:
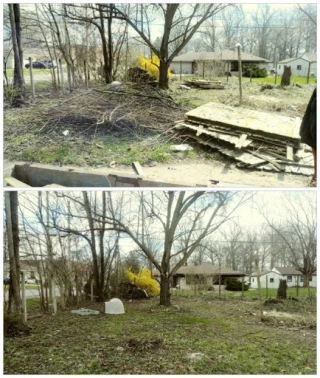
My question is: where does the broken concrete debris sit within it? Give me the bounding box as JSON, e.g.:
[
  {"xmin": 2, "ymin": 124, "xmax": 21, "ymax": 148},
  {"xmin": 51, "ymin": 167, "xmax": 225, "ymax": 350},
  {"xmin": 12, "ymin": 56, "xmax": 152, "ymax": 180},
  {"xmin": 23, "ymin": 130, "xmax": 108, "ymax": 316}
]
[
  {"xmin": 174, "ymin": 102, "xmax": 313, "ymax": 176},
  {"xmin": 183, "ymin": 79, "xmax": 224, "ymax": 89},
  {"xmin": 169, "ymin": 144, "xmax": 194, "ymax": 152}
]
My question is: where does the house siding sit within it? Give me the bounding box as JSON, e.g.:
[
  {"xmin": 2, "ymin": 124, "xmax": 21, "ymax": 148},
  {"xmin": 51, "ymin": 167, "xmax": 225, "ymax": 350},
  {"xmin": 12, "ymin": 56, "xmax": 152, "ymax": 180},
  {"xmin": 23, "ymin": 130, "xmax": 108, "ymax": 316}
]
[
  {"xmin": 250, "ymin": 270, "xmax": 317, "ymax": 289},
  {"xmin": 278, "ymin": 57, "xmax": 316, "ymax": 77},
  {"xmin": 250, "ymin": 271, "xmax": 282, "ymax": 289},
  {"xmin": 170, "ymin": 62, "xmax": 193, "ymax": 74}
]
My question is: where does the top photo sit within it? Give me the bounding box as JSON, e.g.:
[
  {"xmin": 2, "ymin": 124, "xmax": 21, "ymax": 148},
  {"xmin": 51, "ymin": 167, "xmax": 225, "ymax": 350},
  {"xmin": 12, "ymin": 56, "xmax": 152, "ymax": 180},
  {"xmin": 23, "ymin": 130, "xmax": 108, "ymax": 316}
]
[{"xmin": 3, "ymin": 3, "xmax": 317, "ymax": 188}]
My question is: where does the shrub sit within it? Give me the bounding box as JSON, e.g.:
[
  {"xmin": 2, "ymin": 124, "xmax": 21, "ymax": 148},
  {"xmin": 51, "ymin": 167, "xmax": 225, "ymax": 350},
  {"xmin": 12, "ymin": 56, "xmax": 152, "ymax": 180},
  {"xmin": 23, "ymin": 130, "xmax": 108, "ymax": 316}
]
[
  {"xmin": 138, "ymin": 54, "xmax": 172, "ymax": 80},
  {"xmin": 225, "ymin": 278, "xmax": 249, "ymax": 291},
  {"xmin": 243, "ymin": 64, "xmax": 268, "ymax": 78},
  {"xmin": 126, "ymin": 267, "xmax": 160, "ymax": 296}
]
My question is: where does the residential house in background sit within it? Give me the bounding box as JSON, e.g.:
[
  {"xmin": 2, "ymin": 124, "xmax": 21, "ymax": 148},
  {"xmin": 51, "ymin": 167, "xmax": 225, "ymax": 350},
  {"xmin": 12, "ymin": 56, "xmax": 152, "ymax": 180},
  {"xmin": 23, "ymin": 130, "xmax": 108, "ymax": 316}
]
[
  {"xmin": 277, "ymin": 53, "xmax": 317, "ymax": 77},
  {"xmin": 170, "ymin": 49, "xmax": 269, "ymax": 76},
  {"xmin": 3, "ymin": 47, "xmax": 14, "ymax": 69},
  {"xmin": 157, "ymin": 263, "xmax": 246, "ymax": 290},
  {"xmin": 3, "ymin": 260, "xmax": 41, "ymax": 282},
  {"xmin": 250, "ymin": 266, "xmax": 317, "ymax": 289}
]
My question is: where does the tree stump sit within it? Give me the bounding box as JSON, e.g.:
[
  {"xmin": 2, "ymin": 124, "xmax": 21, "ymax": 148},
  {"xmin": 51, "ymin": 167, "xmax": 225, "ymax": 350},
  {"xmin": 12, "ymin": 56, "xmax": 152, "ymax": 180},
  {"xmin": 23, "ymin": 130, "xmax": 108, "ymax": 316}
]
[
  {"xmin": 277, "ymin": 279, "xmax": 287, "ymax": 299},
  {"xmin": 281, "ymin": 65, "xmax": 292, "ymax": 87}
]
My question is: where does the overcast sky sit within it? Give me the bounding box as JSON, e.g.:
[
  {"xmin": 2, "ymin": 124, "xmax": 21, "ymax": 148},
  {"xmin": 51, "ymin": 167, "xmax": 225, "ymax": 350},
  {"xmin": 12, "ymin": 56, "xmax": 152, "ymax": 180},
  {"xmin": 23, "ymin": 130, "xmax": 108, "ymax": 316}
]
[{"xmin": 13, "ymin": 190, "xmax": 316, "ymax": 257}]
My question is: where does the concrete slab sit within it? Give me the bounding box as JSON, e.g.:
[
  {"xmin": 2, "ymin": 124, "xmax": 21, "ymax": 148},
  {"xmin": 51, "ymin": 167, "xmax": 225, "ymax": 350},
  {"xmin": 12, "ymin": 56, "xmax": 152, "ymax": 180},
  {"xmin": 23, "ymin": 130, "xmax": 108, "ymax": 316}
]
[{"xmin": 4, "ymin": 162, "xmax": 210, "ymax": 188}]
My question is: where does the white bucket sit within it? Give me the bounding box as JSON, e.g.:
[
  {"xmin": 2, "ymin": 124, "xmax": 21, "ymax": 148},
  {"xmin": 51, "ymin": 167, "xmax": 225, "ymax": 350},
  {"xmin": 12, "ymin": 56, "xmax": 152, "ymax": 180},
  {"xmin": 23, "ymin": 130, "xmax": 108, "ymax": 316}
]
[{"xmin": 105, "ymin": 298, "xmax": 125, "ymax": 314}]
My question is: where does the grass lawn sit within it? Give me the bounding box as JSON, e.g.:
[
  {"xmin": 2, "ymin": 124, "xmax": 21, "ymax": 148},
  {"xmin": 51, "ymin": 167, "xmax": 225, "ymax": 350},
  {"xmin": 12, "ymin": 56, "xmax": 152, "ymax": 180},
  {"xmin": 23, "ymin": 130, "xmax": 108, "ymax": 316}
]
[
  {"xmin": 175, "ymin": 74, "xmax": 316, "ymax": 85},
  {"xmin": 171, "ymin": 287, "xmax": 316, "ymax": 299},
  {"xmin": 250, "ymin": 75, "xmax": 316, "ymax": 85},
  {"xmin": 4, "ymin": 296, "xmax": 316, "ymax": 374},
  {"xmin": 5, "ymin": 68, "xmax": 68, "ymax": 77}
]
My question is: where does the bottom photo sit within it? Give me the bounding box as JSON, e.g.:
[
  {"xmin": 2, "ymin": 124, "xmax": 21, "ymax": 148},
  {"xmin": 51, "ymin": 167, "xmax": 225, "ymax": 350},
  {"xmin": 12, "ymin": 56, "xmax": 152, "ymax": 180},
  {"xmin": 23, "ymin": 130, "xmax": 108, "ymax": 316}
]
[{"xmin": 3, "ymin": 190, "xmax": 316, "ymax": 375}]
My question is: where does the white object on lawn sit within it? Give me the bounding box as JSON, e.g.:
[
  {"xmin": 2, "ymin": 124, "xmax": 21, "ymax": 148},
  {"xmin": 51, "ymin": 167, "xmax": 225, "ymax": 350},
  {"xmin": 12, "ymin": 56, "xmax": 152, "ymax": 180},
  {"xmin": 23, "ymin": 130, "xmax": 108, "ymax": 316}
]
[
  {"xmin": 71, "ymin": 308, "xmax": 100, "ymax": 316},
  {"xmin": 105, "ymin": 298, "xmax": 125, "ymax": 314}
]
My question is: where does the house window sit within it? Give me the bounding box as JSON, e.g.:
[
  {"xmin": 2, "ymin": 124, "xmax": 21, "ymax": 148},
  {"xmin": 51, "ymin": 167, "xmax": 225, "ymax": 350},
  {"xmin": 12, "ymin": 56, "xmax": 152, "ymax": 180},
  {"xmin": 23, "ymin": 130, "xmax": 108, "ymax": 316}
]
[
  {"xmin": 309, "ymin": 276, "xmax": 312, "ymax": 281},
  {"xmin": 279, "ymin": 65, "xmax": 281, "ymax": 70},
  {"xmin": 287, "ymin": 275, "xmax": 292, "ymax": 282},
  {"xmin": 252, "ymin": 278, "xmax": 254, "ymax": 282},
  {"xmin": 297, "ymin": 65, "xmax": 302, "ymax": 70},
  {"xmin": 186, "ymin": 275, "xmax": 192, "ymax": 285},
  {"xmin": 270, "ymin": 278, "xmax": 274, "ymax": 283},
  {"xmin": 186, "ymin": 275, "xmax": 205, "ymax": 285},
  {"xmin": 300, "ymin": 276, "xmax": 304, "ymax": 282}
]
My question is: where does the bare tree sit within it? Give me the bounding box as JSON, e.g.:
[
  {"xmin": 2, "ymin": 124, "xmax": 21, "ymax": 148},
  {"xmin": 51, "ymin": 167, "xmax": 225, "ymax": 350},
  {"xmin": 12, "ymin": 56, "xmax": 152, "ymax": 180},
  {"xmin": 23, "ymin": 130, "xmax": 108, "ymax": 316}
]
[
  {"xmin": 108, "ymin": 4, "xmax": 230, "ymax": 89},
  {"xmin": 259, "ymin": 192, "xmax": 316, "ymax": 287},
  {"xmin": 4, "ymin": 192, "xmax": 22, "ymax": 317},
  {"xmin": 105, "ymin": 191, "xmax": 252, "ymax": 306},
  {"xmin": 8, "ymin": 4, "xmax": 26, "ymax": 106}
]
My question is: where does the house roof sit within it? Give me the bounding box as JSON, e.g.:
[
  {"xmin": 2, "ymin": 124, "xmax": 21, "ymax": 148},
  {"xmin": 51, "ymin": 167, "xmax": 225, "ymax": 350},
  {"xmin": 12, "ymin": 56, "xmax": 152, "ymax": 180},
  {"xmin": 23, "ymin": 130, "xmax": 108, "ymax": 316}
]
[
  {"xmin": 172, "ymin": 49, "xmax": 268, "ymax": 63},
  {"xmin": 275, "ymin": 266, "xmax": 316, "ymax": 276},
  {"xmin": 303, "ymin": 53, "xmax": 317, "ymax": 62},
  {"xmin": 251, "ymin": 270, "xmax": 282, "ymax": 277},
  {"xmin": 4, "ymin": 260, "xmax": 39, "ymax": 272},
  {"xmin": 279, "ymin": 53, "xmax": 317, "ymax": 64},
  {"xmin": 174, "ymin": 263, "xmax": 245, "ymax": 276}
]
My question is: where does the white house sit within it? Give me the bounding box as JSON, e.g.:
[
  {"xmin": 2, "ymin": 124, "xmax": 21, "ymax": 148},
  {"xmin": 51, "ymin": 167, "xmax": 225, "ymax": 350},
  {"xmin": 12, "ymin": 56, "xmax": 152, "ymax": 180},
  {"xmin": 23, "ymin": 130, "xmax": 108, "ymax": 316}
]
[
  {"xmin": 171, "ymin": 263, "xmax": 245, "ymax": 290},
  {"xmin": 3, "ymin": 47, "xmax": 14, "ymax": 69},
  {"xmin": 170, "ymin": 49, "xmax": 268, "ymax": 76},
  {"xmin": 250, "ymin": 267, "xmax": 316, "ymax": 289},
  {"xmin": 277, "ymin": 53, "xmax": 317, "ymax": 77}
]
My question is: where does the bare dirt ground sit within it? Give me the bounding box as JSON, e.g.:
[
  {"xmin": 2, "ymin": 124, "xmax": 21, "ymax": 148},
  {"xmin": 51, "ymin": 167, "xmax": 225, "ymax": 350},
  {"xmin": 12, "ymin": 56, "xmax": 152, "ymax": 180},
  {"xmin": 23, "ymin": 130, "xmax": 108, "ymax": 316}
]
[
  {"xmin": 109, "ymin": 160, "xmax": 310, "ymax": 187},
  {"xmin": 4, "ymin": 78, "xmax": 316, "ymax": 187}
]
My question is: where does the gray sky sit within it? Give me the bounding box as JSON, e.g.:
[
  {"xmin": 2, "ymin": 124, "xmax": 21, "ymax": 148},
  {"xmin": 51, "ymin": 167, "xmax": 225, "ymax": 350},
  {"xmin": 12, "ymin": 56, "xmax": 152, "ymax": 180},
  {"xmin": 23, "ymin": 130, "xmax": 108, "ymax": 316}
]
[{"xmin": 14, "ymin": 190, "xmax": 316, "ymax": 257}]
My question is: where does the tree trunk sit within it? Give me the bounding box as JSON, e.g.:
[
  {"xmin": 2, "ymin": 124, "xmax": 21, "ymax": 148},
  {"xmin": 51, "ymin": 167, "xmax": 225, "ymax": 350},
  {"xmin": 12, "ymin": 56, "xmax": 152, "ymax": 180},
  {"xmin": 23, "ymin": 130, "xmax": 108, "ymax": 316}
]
[
  {"xmin": 158, "ymin": 60, "xmax": 169, "ymax": 89},
  {"xmin": 281, "ymin": 65, "xmax": 292, "ymax": 87},
  {"xmin": 160, "ymin": 274, "xmax": 171, "ymax": 306},
  {"xmin": 5, "ymin": 192, "xmax": 22, "ymax": 316},
  {"xmin": 303, "ymin": 274, "xmax": 309, "ymax": 288},
  {"xmin": 9, "ymin": 4, "xmax": 26, "ymax": 106},
  {"xmin": 99, "ymin": 4, "xmax": 112, "ymax": 84},
  {"xmin": 277, "ymin": 279, "xmax": 287, "ymax": 299}
]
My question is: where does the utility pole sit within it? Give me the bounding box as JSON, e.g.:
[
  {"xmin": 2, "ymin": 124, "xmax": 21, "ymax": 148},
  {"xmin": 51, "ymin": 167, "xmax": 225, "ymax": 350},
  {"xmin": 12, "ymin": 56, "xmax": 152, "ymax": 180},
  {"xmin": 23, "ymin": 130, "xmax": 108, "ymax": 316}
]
[
  {"xmin": 236, "ymin": 43, "xmax": 243, "ymax": 104},
  {"xmin": 255, "ymin": 256, "xmax": 263, "ymax": 320}
]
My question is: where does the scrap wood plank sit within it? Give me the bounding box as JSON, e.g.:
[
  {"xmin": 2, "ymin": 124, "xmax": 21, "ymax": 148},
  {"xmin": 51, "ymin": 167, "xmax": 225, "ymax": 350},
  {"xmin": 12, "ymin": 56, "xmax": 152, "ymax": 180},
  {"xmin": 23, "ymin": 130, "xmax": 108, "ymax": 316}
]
[
  {"xmin": 235, "ymin": 134, "xmax": 248, "ymax": 149},
  {"xmin": 286, "ymin": 146, "xmax": 294, "ymax": 161},
  {"xmin": 175, "ymin": 122, "xmax": 253, "ymax": 147},
  {"xmin": 185, "ymin": 102, "xmax": 301, "ymax": 147},
  {"xmin": 196, "ymin": 125, "xmax": 204, "ymax": 136},
  {"xmin": 245, "ymin": 150, "xmax": 283, "ymax": 171},
  {"xmin": 193, "ymin": 120, "xmax": 296, "ymax": 148},
  {"xmin": 132, "ymin": 162, "xmax": 144, "ymax": 176},
  {"xmin": 275, "ymin": 161, "xmax": 314, "ymax": 169},
  {"xmin": 184, "ymin": 132, "xmax": 311, "ymax": 176},
  {"xmin": 43, "ymin": 184, "xmax": 65, "ymax": 187}
]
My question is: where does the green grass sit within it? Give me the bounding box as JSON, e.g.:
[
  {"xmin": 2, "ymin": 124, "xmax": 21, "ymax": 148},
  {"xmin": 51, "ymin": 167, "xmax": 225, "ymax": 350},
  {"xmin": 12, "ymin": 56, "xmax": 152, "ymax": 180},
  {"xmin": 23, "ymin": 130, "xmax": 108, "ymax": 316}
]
[
  {"xmin": 5, "ymin": 68, "xmax": 68, "ymax": 77},
  {"xmin": 249, "ymin": 75, "xmax": 317, "ymax": 85},
  {"xmin": 171, "ymin": 287, "xmax": 316, "ymax": 298},
  {"xmin": 3, "ymin": 297, "xmax": 316, "ymax": 374},
  {"xmin": 5, "ymin": 68, "xmax": 33, "ymax": 77},
  {"xmin": 26, "ymin": 298, "xmax": 41, "ymax": 309},
  {"xmin": 173, "ymin": 74, "xmax": 316, "ymax": 85}
]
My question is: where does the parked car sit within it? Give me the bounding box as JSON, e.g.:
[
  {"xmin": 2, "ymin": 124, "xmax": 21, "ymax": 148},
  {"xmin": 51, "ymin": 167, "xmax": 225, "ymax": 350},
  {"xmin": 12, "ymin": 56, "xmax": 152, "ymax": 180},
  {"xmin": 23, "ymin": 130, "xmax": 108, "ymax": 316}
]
[
  {"xmin": 41, "ymin": 60, "xmax": 56, "ymax": 68},
  {"xmin": 3, "ymin": 277, "xmax": 10, "ymax": 285},
  {"xmin": 25, "ymin": 278, "xmax": 37, "ymax": 284},
  {"xmin": 25, "ymin": 61, "xmax": 47, "ymax": 69}
]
